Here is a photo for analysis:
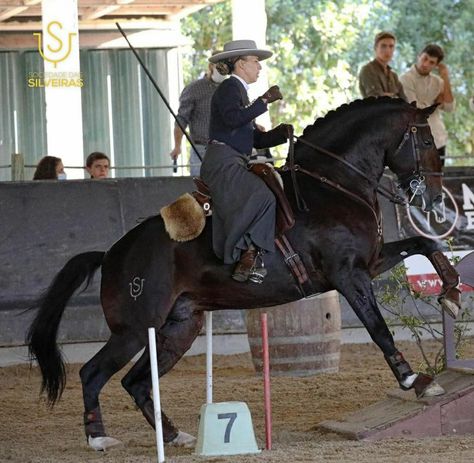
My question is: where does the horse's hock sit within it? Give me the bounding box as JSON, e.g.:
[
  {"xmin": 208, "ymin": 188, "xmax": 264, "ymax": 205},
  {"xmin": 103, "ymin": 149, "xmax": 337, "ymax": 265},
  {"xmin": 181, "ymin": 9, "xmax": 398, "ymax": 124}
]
[{"xmin": 246, "ymin": 292, "xmax": 342, "ymax": 376}]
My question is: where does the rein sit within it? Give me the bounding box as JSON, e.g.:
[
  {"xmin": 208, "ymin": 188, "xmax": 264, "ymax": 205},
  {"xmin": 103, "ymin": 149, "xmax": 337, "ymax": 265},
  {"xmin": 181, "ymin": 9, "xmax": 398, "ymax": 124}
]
[
  {"xmin": 283, "ymin": 121, "xmax": 440, "ymax": 226},
  {"xmin": 294, "ymin": 135, "xmax": 405, "ymax": 205}
]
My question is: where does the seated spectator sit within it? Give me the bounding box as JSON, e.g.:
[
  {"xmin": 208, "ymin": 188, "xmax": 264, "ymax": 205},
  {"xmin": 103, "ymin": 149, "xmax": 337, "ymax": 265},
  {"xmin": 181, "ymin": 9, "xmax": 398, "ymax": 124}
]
[
  {"xmin": 33, "ymin": 156, "xmax": 66, "ymax": 180},
  {"xmin": 86, "ymin": 152, "xmax": 110, "ymax": 179}
]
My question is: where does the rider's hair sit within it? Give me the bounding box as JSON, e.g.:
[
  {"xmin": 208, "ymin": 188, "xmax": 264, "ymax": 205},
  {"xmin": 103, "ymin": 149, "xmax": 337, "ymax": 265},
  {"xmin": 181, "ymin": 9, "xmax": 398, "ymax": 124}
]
[
  {"xmin": 421, "ymin": 44, "xmax": 444, "ymax": 63},
  {"xmin": 216, "ymin": 56, "xmax": 244, "ymax": 76}
]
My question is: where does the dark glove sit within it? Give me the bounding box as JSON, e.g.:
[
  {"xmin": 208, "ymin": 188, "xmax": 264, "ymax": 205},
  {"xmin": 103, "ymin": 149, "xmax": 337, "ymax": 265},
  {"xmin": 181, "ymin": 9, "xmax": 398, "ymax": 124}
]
[
  {"xmin": 274, "ymin": 123, "xmax": 294, "ymax": 139},
  {"xmin": 260, "ymin": 85, "xmax": 283, "ymax": 104}
]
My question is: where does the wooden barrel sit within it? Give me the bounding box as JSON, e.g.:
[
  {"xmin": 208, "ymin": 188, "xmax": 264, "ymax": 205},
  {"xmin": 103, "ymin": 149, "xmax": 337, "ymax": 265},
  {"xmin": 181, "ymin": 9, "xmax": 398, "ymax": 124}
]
[{"xmin": 246, "ymin": 292, "xmax": 341, "ymax": 376}]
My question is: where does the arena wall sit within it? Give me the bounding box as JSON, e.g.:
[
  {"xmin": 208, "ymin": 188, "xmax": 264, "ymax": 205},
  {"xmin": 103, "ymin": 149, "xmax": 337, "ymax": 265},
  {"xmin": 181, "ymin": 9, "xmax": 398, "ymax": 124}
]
[{"xmin": 0, "ymin": 175, "xmax": 456, "ymax": 346}]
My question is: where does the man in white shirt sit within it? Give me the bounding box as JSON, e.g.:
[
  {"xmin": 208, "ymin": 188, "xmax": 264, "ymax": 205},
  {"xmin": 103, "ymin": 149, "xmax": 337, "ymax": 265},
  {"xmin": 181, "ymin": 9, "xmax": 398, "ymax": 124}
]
[{"xmin": 400, "ymin": 44, "xmax": 454, "ymax": 166}]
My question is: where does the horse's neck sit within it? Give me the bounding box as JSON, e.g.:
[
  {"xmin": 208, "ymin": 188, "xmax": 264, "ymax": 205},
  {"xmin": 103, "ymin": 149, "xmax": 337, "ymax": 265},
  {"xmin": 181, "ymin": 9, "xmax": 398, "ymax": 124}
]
[{"xmin": 300, "ymin": 130, "xmax": 386, "ymax": 199}]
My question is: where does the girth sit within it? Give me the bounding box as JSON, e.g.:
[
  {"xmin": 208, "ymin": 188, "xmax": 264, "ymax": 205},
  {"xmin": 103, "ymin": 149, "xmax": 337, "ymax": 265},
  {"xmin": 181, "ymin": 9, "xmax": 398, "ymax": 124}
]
[{"xmin": 193, "ymin": 166, "xmax": 316, "ymax": 297}]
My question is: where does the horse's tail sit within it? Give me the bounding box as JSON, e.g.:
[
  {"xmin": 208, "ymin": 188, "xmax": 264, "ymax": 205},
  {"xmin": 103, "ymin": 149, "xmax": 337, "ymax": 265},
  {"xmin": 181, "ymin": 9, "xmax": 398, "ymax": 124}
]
[{"xmin": 26, "ymin": 251, "xmax": 105, "ymax": 406}]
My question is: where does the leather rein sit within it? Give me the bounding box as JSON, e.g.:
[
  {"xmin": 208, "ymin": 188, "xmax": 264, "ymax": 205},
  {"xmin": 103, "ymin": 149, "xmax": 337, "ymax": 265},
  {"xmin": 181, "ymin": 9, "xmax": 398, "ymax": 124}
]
[{"xmin": 281, "ymin": 122, "xmax": 442, "ymax": 235}]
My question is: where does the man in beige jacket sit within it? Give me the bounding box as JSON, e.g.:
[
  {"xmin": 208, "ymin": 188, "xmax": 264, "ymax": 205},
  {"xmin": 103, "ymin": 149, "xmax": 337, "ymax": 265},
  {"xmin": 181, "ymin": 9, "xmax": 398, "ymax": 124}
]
[{"xmin": 400, "ymin": 44, "xmax": 455, "ymax": 166}]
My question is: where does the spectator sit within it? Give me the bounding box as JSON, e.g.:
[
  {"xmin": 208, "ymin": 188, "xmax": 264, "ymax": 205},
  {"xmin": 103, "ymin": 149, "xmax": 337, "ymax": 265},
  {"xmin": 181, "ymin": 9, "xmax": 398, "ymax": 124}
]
[
  {"xmin": 86, "ymin": 151, "xmax": 110, "ymax": 179},
  {"xmin": 169, "ymin": 51, "xmax": 225, "ymax": 176},
  {"xmin": 359, "ymin": 31, "xmax": 406, "ymax": 100},
  {"xmin": 400, "ymin": 44, "xmax": 455, "ymax": 166},
  {"xmin": 33, "ymin": 156, "xmax": 66, "ymax": 180}
]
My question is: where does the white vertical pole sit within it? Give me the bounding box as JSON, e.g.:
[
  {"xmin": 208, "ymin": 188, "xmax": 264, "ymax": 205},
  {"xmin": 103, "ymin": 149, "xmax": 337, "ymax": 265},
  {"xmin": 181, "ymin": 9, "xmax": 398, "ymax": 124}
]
[
  {"xmin": 232, "ymin": 0, "xmax": 270, "ymax": 129},
  {"xmin": 106, "ymin": 74, "xmax": 115, "ymax": 177},
  {"xmin": 206, "ymin": 311, "xmax": 213, "ymax": 404},
  {"xmin": 41, "ymin": 0, "xmax": 84, "ymax": 178},
  {"xmin": 148, "ymin": 327, "xmax": 165, "ymax": 463},
  {"xmin": 13, "ymin": 109, "xmax": 19, "ymax": 153}
]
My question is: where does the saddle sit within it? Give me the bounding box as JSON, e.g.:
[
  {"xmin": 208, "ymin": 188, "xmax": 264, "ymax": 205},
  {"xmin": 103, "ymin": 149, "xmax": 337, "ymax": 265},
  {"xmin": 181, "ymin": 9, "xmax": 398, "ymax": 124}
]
[
  {"xmin": 193, "ymin": 163, "xmax": 295, "ymax": 237},
  {"xmin": 193, "ymin": 165, "xmax": 315, "ymax": 297}
]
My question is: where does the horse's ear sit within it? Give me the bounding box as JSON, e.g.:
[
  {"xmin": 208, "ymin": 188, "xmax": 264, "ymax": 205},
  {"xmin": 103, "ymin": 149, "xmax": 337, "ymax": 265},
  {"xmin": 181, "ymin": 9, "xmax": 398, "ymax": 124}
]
[{"xmin": 421, "ymin": 103, "xmax": 440, "ymax": 117}]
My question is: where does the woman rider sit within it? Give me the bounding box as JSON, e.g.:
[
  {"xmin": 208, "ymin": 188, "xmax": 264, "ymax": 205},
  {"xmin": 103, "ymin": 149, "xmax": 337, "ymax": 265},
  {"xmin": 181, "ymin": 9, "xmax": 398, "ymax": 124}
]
[{"xmin": 201, "ymin": 40, "xmax": 291, "ymax": 283}]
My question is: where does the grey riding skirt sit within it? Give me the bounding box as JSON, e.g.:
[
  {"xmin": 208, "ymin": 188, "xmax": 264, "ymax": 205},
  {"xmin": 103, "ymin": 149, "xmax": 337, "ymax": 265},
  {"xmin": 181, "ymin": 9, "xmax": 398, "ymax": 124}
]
[{"xmin": 201, "ymin": 143, "xmax": 276, "ymax": 264}]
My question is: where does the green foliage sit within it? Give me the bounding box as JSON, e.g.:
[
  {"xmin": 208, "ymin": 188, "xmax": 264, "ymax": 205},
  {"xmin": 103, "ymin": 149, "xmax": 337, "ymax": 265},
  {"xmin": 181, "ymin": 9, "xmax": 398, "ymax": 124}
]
[
  {"xmin": 377, "ymin": 255, "xmax": 471, "ymax": 376},
  {"xmin": 180, "ymin": 1, "xmax": 232, "ymax": 82},
  {"xmin": 180, "ymin": 0, "xmax": 474, "ymax": 160}
]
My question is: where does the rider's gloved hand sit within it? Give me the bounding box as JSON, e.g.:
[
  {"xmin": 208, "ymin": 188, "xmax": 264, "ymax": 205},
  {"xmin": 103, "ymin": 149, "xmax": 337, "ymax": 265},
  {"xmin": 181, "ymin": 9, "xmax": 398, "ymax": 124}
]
[
  {"xmin": 260, "ymin": 85, "xmax": 283, "ymax": 104},
  {"xmin": 274, "ymin": 123, "xmax": 294, "ymax": 139}
]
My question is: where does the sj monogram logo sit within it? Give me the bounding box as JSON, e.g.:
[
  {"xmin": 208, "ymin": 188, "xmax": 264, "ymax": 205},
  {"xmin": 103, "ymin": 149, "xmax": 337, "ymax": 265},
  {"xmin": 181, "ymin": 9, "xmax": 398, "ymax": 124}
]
[
  {"xmin": 129, "ymin": 277, "xmax": 145, "ymax": 301},
  {"xmin": 33, "ymin": 21, "xmax": 76, "ymax": 68}
]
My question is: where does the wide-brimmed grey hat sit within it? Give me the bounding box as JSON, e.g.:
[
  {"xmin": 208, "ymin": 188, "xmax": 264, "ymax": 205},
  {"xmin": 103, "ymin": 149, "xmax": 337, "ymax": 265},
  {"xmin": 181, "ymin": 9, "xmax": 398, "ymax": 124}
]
[{"xmin": 209, "ymin": 40, "xmax": 272, "ymax": 63}]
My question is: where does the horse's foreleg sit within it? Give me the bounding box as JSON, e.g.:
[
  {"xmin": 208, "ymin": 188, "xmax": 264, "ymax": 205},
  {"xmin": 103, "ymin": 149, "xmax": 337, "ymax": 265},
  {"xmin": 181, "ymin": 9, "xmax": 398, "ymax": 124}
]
[
  {"xmin": 373, "ymin": 237, "xmax": 460, "ymax": 318},
  {"xmin": 121, "ymin": 300, "xmax": 204, "ymax": 448},
  {"xmin": 429, "ymin": 250, "xmax": 461, "ymax": 318},
  {"xmin": 80, "ymin": 332, "xmax": 144, "ymax": 451},
  {"xmin": 338, "ymin": 268, "xmax": 444, "ymax": 398}
]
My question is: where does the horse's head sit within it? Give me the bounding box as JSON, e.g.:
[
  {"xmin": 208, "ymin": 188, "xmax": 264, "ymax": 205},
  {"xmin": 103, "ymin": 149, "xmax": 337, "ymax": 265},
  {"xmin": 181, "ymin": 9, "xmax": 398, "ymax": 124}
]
[{"xmin": 386, "ymin": 103, "xmax": 442, "ymax": 212}]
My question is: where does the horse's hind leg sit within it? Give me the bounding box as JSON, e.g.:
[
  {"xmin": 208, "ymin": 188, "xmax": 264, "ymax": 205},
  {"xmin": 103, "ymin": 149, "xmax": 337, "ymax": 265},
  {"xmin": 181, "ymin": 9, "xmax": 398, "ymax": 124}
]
[
  {"xmin": 80, "ymin": 332, "xmax": 144, "ymax": 451},
  {"xmin": 337, "ymin": 267, "xmax": 444, "ymax": 398},
  {"xmin": 121, "ymin": 298, "xmax": 204, "ymax": 448},
  {"xmin": 373, "ymin": 237, "xmax": 460, "ymax": 318}
]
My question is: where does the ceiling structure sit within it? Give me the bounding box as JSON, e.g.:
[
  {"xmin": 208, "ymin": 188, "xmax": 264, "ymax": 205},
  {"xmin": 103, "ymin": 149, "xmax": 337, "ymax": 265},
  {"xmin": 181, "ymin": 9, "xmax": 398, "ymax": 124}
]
[{"xmin": 0, "ymin": 0, "xmax": 222, "ymax": 31}]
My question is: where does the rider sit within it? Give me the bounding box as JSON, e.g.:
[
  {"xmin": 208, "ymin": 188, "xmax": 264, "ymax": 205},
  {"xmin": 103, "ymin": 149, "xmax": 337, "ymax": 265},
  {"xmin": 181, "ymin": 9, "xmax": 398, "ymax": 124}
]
[{"xmin": 201, "ymin": 39, "xmax": 291, "ymax": 283}]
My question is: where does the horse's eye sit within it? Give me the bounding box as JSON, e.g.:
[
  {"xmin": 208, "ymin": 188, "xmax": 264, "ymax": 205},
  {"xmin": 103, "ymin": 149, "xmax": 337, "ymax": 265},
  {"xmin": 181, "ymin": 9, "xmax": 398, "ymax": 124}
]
[{"xmin": 423, "ymin": 140, "xmax": 432, "ymax": 147}]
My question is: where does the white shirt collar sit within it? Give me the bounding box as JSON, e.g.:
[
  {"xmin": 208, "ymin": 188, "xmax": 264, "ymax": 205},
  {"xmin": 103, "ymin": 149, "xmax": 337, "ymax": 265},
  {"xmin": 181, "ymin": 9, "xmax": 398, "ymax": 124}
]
[{"xmin": 231, "ymin": 73, "xmax": 249, "ymax": 91}]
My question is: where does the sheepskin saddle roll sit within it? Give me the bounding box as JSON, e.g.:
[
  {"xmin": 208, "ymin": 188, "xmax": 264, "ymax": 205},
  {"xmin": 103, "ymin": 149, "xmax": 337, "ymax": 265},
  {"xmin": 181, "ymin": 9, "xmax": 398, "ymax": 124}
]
[{"xmin": 160, "ymin": 193, "xmax": 206, "ymax": 242}]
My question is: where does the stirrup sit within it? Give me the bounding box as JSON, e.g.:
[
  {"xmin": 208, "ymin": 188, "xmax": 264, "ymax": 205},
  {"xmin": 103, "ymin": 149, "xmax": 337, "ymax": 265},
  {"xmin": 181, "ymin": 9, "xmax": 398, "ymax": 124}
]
[{"xmin": 248, "ymin": 251, "xmax": 267, "ymax": 284}]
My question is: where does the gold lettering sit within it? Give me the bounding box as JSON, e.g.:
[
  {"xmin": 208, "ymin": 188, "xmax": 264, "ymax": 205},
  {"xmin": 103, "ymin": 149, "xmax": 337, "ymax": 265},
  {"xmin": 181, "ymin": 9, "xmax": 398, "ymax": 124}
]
[{"xmin": 46, "ymin": 21, "xmax": 64, "ymax": 54}]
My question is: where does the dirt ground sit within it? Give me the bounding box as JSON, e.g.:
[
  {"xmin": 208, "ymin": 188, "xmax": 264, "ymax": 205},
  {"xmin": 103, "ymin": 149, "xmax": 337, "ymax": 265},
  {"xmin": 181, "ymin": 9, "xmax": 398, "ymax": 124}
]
[{"xmin": 2, "ymin": 339, "xmax": 474, "ymax": 463}]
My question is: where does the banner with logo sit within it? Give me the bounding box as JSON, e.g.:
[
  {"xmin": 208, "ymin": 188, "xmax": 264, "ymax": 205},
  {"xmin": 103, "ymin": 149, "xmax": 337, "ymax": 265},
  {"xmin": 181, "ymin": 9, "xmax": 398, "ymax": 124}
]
[{"xmin": 396, "ymin": 169, "xmax": 474, "ymax": 293}]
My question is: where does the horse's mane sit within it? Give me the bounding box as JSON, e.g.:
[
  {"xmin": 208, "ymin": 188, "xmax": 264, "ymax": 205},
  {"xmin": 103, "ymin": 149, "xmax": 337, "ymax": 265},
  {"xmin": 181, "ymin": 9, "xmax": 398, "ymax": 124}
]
[{"xmin": 301, "ymin": 96, "xmax": 411, "ymax": 138}]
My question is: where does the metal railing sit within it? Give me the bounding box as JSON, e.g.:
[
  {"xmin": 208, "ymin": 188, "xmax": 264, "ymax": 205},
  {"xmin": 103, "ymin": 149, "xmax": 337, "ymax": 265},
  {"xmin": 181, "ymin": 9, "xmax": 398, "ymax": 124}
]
[
  {"xmin": 2, "ymin": 153, "xmax": 473, "ymax": 181},
  {"xmin": 1, "ymin": 153, "xmax": 199, "ymax": 181}
]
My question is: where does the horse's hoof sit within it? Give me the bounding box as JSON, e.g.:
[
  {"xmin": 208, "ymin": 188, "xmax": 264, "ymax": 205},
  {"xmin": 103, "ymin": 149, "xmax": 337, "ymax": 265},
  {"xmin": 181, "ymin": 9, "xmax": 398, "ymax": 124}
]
[
  {"xmin": 438, "ymin": 288, "xmax": 461, "ymax": 319},
  {"xmin": 422, "ymin": 380, "xmax": 445, "ymax": 397},
  {"xmin": 167, "ymin": 431, "xmax": 196, "ymax": 448},
  {"xmin": 88, "ymin": 435, "xmax": 123, "ymax": 451},
  {"xmin": 413, "ymin": 373, "xmax": 445, "ymax": 398}
]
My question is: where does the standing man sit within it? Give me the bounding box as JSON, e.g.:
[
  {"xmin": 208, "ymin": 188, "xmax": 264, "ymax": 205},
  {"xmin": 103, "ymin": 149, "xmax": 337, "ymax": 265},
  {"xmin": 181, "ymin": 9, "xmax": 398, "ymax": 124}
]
[
  {"xmin": 400, "ymin": 44, "xmax": 455, "ymax": 166},
  {"xmin": 359, "ymin": 31, "xmax": 406, "ymax": 100},
  {"xmin": 169, "ymin": 52, "xmax": 225, "ymax": 176}
]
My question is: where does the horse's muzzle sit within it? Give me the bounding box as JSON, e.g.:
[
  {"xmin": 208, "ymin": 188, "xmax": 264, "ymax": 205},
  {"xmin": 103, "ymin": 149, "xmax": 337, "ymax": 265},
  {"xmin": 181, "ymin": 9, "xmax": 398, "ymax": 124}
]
[{"xmin": 424, "ymin": 194, "xmax": 442, "ymax": 212}]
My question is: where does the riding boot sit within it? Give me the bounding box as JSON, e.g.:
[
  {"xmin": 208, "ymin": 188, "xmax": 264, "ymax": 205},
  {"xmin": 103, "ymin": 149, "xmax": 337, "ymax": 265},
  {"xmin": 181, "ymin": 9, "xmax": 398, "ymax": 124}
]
[
  {"xmin": 232, "ymin": 248, "xmax": 258, "ymax": 282},
  {"xmin": 232, "ymin": 248, "xmax": 268, "ymax": 283},
  {"xmin": 384, "ymin": 351, "xmax": 414, "ymax": 390}
]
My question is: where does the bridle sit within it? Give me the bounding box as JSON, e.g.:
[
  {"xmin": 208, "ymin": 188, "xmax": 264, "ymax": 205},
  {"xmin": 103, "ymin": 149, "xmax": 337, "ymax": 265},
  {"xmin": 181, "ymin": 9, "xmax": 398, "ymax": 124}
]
[
  {"xmin": 282, "ymin": 121, "xmax": 442, "ymax": 225},
  {"xmin": 391, "ymin": 122, "xmax": 443, "ymax": 203}
]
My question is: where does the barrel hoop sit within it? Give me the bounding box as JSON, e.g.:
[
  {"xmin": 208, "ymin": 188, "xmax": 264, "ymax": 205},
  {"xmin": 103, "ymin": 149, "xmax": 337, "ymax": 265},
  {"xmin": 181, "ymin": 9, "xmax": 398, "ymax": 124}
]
[
  {"xmin": 251, "ymin": 352, "xmax": 340, "ymax": 366},
  {"xmin": 247, "ymin": 332, "xmax": 340, "ymax": 346}
]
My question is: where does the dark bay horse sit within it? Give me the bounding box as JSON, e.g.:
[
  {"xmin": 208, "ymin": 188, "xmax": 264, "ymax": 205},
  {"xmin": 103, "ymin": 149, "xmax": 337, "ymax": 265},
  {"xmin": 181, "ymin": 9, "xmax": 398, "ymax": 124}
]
[{"xmin": 27, "ymin": 97, "xmax": 461, "ymax": 451}]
